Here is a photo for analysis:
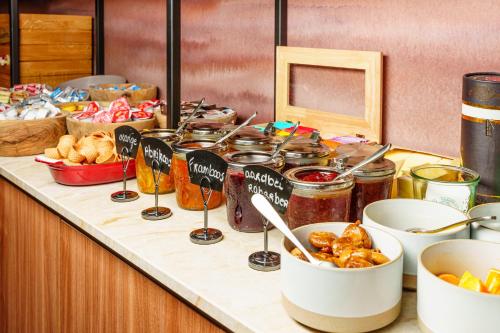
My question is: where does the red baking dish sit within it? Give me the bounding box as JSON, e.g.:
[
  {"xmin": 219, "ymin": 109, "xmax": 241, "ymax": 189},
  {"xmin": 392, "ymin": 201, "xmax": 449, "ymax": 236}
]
[{"xmin": 45, "ymin": 160, "xmax": 136, "ymax": 186}]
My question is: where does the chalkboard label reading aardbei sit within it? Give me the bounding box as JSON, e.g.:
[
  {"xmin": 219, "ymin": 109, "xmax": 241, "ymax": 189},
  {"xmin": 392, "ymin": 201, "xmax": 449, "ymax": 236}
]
[
  {"xmin": 243, "ymin": 165, "xmax": 293, "ymax": 214},
  {"xmin": 186, "ymin": 150, "xmax": 228, "ymax": 192},
  {"xmin": 114, "ymin": 125, "xmax": 141, "ymax": 158},
  {"xmin": 140, "ymin": 137, "xmax": 173, "ymax": 175}
]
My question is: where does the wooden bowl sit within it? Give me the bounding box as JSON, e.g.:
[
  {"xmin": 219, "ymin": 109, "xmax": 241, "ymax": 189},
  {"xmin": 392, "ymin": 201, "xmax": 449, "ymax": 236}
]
[
  {"xmin": 89, "ymin": 83, "xmax": 157, "ymax": 102},
  {"xmin": 66, "ymin": 116, "xmax": 157, "ymax": 139},
  {"xmin": 0, "ymin": 113, "xmax": 68, "ymax": 156}
]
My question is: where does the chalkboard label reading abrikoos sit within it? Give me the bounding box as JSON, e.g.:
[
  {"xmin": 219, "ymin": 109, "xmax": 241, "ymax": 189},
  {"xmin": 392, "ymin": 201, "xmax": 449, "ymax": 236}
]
[
  {"xmin": 141, "ymin": 137, "xmax": 173, "ymax": 174},
  {"xmin": 186, "ymin": 150, "xmax": 228, "ymax": 192},
  {"xmin": 243, "ymin": 165, "xmax": 293, "ymax": 214},
  {"xmin": 114, "ymin": 125, "xmax": 141, "ymax": 158}
]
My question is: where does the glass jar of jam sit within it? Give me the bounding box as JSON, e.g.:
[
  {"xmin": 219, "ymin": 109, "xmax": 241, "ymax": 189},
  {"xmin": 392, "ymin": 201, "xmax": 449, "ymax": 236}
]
[
  {"xmin": 284, "ymin": 166, "xmax": 354, "ymax": 229},
  {"xmin": 334, "ymin": 154, "xmax": 396, "ymax": 222},
  {"xmin": 281, "ymin": 135, "xmax": 331, "ymax": 172},
  {"xmin": 171, "ymin": 139, "xmax": 228, "ymax": 210},
  {"xmin": 227, "ymin": 126, "xmax": 280, "ymax": 152},
  {"xmin": 136, "ymin": 129, "xmax": 181, "ymax": 194},
  {"xmin": 224, "ymin": 151, "xmax": 284, "ymax": 232},
  {"xmin": 184, "ymin": 122, "xmax": 227, "ymax": 141}
]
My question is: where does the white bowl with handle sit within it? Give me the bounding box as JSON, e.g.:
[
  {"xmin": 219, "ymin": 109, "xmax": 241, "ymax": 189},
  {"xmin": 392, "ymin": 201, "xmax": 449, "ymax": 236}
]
[
  {"xmin": 418, "ymin": 239, "xmax": 500, "ymax": 333},
  {"xmin": 281, "ymin": 222, "xmax": 403, "ymax": 333},
  {"xmin": 363, "ymin": 199, "xmax": 469, "ymax": 289},
  {"xmin": 468, "ymin": 202, "xmax": 500, "ymax": 243}
]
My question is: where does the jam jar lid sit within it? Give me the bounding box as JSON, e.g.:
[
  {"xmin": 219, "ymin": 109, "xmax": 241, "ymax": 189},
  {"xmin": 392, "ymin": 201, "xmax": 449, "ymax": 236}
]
[
  {"xmin": 342, "ymin": 155, "xmax": 396, "ymax": 177},
  {"xmin": 284, "ymin": 166, "xmax": 354, "ymax": 190},
  {"xmin": 224, "ymin": 151, "xmax": 284, "ymax": 170},
  {"xmin": 141, "ymin": 129, "xmax": 180, "ymax": 143},
  {"xmin": 281, "ymin": 137, "xmax": 331, "ymax": 159},
  {"xmin": 227, "ymin": 127, "xmax": 275, "ymax": 147},
  {"xmin": 172, "ymin": 139, "xmax": 227, "ymax": 154},
  {"xmin": 186, "ymin": 122, "xmax": 226, "ymax": 135}
]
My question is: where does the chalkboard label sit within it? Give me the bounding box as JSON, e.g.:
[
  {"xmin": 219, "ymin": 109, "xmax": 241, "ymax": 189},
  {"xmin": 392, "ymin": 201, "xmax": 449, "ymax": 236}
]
[
  {"xmin": 186, "ymin": 150, "xmax": 228, "ymax": 192},
  {"xmin": 114, "ymin": 126, "xmax": 141, "ymax": 158},
  {"xmin": 141, "ymin": 137, "xmax": 173, "ymax": 175},
  {"xmin": 243, "ymin": 165, "xmax": 293, "ymax": 214}
]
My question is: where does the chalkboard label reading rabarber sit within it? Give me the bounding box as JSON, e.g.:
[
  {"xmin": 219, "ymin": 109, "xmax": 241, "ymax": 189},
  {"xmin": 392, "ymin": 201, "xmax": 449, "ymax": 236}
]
[
  {"xmin": 243, "ymin": 165, "xmax": 293, "ymax": 214},
  {"xmin": 187, "ymin": 150, "xmax": 228, "ymax": 192},
  {"xmin": 141, "ymin": 137, "xmax": 173, "ymax": 175},
  {"xmin": 114, "ymin": 125, "xmax": 141, "ymax": 158}
]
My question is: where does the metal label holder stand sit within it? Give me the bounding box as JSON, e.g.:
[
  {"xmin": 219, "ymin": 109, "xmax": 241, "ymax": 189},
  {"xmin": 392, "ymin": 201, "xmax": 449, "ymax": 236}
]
[
  {"xmin": 111, "ymin": 146, "xmax": 139, "ymax": 202},
  {"xmin": 141, "ymin": 159, "xmax": 172, "ymax": 220}
]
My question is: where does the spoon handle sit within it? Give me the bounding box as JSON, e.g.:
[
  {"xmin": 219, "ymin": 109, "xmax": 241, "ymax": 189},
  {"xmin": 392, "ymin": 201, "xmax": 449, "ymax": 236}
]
[
  {"xmin": 269, "ymin": 122, "xmax": 300, "ymax": 160},
  {"xmin": 175, "ymin": 97, "xmax": 205, "ymax": 135},
  {"xmin": 422, "ymin": 216, "xmax": 496, "ymax": 234},
  {"xmin": 251, "ymin": 194, "xmax": 318, "ymax": 264},
  {"xmin": 335, "ymin": 143, "xmax": 392, "ymax": 180},
  {"xmin": 213, "ymin": 112, "xmax": 258, "ymax": 146}
]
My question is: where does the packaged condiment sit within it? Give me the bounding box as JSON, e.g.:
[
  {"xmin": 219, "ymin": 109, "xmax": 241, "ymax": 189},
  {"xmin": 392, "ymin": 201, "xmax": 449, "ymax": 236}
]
[
  {"xmin": 227, "ymin": 125, "xmax": 280, "ymax": 152},
  {"xmin": 333, "ymin": 154, "xmax": 395, "ymax": 222},
  {"xmin": 461, "ymin": 72, "xmax": 500, "ymax": 204},
  {"xmin": 280, "ymin": 134, "xmax": 331, "ymax": 171},
  {"xmin": 224, "ymin": 151, "xmax": 284, "ymax": 232},
  {"xmin": 136, "ymin": 129, "xmax": 180, "ymax": 194},
  {"xmin": 183, "ymin": 122, "xmax": 227, "ymax": 141},
  {"xmin": 284, "ymin": 166, "xmax": 354, "ymax": 229},
  {"xmin": 171, "ymin": 139, "xmax": 227, "ymax": 210}
]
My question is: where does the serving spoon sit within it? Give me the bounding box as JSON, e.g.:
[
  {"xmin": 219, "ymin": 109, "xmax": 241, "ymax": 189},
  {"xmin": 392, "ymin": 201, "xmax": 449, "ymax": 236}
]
[
  {"xmin": 175, "ymin": 97, "xmax": 205, "ymax": 135},
  {"xmin": 406, "ymin": 216, "xmax": 497, "ymax": 234},
  {"xmin": 211, "ymin": 111, "xmax": 258, "ymax": 146},
  {"xmin": 251, "ymin": 193, "xmax": 335, "ymax": 268},
  {"xmin": 335, "ymin": 143, "xmax": 392, "ymax": 180}
]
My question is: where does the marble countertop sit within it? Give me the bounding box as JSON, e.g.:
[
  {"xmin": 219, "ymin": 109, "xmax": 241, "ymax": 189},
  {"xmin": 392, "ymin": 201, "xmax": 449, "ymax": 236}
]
[{"xmin": 0, "ymin": 156, "xmax": 420, "ymax": 333}]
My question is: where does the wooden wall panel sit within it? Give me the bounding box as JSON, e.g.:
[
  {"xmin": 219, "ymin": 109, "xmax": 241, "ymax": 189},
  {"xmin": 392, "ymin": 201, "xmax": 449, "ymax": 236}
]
[
  {"xmin": 181, "ymin": 0, "xmax": 275, "ymax": 124},
  {"xmin": 0, "ymin": 177, "xmax": 225, "ymax": 333}
]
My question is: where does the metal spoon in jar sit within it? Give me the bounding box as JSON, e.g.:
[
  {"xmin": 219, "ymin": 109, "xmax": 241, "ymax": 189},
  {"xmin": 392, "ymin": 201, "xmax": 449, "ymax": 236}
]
[
  {"xmin": 175, "ymin": 97, "xmax": 205, "ymax": 135},
  {"xmin": 406, "ymin": 216, "xmax": 497, "ymax": 234},
  {"xmin": 251, "ymin": 193, "xmax": 336, "ymax": 268},
  {"xmin": 268, "ymin": 121, "xmax": 300, "ymax": 160},
  {"xmin": 334, "ymin": 143, "xmax": 392, "ymax": 180},
  {"xmin": 211, "ymin": 111, "xmax": 258, "ymax": 146}
]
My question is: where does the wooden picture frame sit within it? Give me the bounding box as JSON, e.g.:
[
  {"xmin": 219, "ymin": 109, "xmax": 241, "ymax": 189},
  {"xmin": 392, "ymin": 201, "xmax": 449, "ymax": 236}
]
[{"xmin": 275, "ymin": 46, "xmax": 383, "ymax": 143}]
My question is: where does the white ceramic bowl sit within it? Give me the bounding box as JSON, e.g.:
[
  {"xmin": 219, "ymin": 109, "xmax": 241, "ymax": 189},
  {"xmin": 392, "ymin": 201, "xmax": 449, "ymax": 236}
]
[
  {"xmin": 418, "ymin": 239, "xmax": 500, "ymax": 333},
  {"xmin": 468, "ymin": 202, "xmax": 500, "ymax": 243},
  {"xmin": 281, "ymin": 222, "xmax": 403, "ymax": 333},
  {"xmin": 363, "ymin": 199, "xmax": 469, "ymax": 289}
]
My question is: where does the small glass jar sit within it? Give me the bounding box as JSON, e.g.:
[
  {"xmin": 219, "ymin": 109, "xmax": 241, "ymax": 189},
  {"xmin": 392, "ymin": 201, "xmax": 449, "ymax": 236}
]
[
  {"xmin": 136, "ymin": 129, "xmax": 181, "ymax": 194},
  {"xmin": 411, "ymin": 164, "xmax": 480, "ymax": 212},
  {"xmin": 281, "ymin": 136, "xmax": 331, "ymax": 172},
  {"xmin": 224, "ymin": 151, "xmax": 284, "ymax": 232},
  {"xmin": 171, "ymin": 139, "xmax": 228, "ymax": 210},
  {"xmin": 334, "ymin": 155, "xmax": 395, "ymax": 222},
  {"xmin": 227, "ymin": 126, "xmax": 280, "ymax": 152},
  {"xmin": 284, "ymin": 166, "xmax": 354, "ymax": 229},
  {"xmin": 183, "ymin": 122, "xmax": 227, "ymax": 141}
]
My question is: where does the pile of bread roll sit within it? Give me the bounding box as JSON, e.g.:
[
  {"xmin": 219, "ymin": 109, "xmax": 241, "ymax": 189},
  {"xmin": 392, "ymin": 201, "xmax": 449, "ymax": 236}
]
[{"xmin": 44, "ymin": 131, "xmax": 119, "ymax": 166}]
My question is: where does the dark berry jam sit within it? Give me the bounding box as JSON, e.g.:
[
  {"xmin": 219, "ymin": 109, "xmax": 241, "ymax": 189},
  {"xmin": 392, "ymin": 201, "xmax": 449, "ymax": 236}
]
[{"xmin": 350, "ymin": 176, "xmax": 394, "ymax": 222}]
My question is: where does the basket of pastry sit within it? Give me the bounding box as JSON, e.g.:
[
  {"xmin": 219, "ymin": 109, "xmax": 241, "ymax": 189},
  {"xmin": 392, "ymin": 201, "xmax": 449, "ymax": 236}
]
[{"xmin": 36, "ymin": 131, "xmax": 136, "ymax": 186}]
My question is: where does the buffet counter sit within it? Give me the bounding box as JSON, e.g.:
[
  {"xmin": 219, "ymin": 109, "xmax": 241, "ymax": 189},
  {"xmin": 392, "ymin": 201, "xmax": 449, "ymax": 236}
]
[{"xmin": 0, "ymin": 156, "xmax": 420, "ymax": 332}]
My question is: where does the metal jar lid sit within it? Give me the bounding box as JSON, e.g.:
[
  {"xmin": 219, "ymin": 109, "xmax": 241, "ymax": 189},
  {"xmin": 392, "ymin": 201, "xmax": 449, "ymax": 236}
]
[
  {"xmin": 284, "ymin": 166, "xmax": 354, "ymax": 191},
  {"xmin": 172, "ymin": 139, "xmax": 227, "ymax": 154},
  {"xmin": 462, "ymin": 72, "xmax": 500, "ymax": 109},
  {"xmin": 141, "ymin": 128, "xmax": 180, "ymax": 143},
  {"xmin": 186, "ymin": 122, "xmax": 226, "ymax": 136},
  {"xmin": 339, "ymin": 155, "xmax": 396, "ymax": 177},
  {"xmin": 227, "ymin": 127, "xmax": 275, "ymax": 147},
  {"xmin": 224, "ymin": 151, "xmax": 284, "ymax": 170},
  {"xmin": 281, "ymin": 137, "xmax": 330, "ymax": 159}
]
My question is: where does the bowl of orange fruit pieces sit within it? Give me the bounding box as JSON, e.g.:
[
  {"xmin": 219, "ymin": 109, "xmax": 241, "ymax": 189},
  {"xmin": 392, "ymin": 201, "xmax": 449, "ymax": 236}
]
[{"xmin": 417, "ymin": 239, "xmax": 500, "ymax": 333}]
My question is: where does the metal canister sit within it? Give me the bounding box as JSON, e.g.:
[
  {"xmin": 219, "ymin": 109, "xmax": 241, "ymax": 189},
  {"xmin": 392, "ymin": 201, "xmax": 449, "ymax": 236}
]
[{"xmin": 461, "ymin": 72, "xmax": 500, "ymax": 204}]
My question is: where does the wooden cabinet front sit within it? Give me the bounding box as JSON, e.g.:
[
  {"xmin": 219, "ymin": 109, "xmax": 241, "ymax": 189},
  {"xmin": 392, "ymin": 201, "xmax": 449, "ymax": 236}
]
[{"xmin": 0, "ymin": 177, "xmax": 225, "ymax": 333}]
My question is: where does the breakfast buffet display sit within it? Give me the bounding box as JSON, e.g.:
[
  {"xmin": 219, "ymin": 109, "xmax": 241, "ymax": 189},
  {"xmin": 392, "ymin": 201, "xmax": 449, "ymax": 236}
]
[{"xmin": 2, "ymin": 71, "xmax": 499, "ymax": 333}]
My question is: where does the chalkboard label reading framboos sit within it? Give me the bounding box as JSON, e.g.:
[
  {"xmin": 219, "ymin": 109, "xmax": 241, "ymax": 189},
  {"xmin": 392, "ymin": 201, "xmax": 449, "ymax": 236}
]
[
  {"xmin": 243, "ymin": 165, "xmax": 293, "ymax": 214},
  {"xmin": 140, "ymin": 137, "xmax": 173, "ymax": 175},
  {"xmin": 186, "ymin": 150, "xmax": 228, "ymax": 192},
  {"xmin": 114, "ymin": 125, "xmax": 141, "ymax": 158}
]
